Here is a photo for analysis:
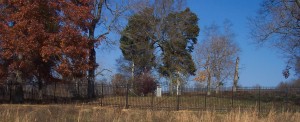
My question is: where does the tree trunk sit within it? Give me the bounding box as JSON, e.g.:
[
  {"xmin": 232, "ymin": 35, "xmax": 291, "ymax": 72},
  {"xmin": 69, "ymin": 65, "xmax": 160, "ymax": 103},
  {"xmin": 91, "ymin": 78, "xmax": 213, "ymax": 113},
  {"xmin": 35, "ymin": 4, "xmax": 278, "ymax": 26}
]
[
  {"xmin": 87, "ymin": 0, "xmax": 105, "ymax": 99},
  {"xmin": 215, "ymin": 75, "xmax": 221, "ymax": 94},
  {"xmin": 88, "ymin": 24, "xmax": 96, "ymax": 99},
  {"xmin": 176, "ymin": 79, "xmax": 180, "ymax": 96},
  {"xmin": 37, "ymin": 73, "xmax": 43, "ymax": 100},
  {"xmin": 131, "ymin": 61, "xmax": 135, "ymax": 88},
  {"xmin": 169, "ymin": 80, "xmax": 174, "ymax": 95},
  {"xmin": 207, "ymin": 55, "xmax": 211, "ymax": 96},
  {"xmin": 13, "ymin": 70, "xmax": 24, "ymax": 103},
  {"xmin": 88, "ymin": 47, "xmax": 96, "ymax": 99},
  {"xmin": 216, "ymin": 85, "xmax": 220, "ymax": 94},
  {"xmin": 176, "ymin": 71, "xmax": 181, "ymax": 96},
  {"xmin": 13, "ymin": 84, "xmax": 24, "ymax": 103},
  {"xmin": 207, "ymin": 72, "xmax": 211, "ymax": 96},
  {"xmin": 233, "ymin": 57, "xmax": 239, "ymax": 92}
]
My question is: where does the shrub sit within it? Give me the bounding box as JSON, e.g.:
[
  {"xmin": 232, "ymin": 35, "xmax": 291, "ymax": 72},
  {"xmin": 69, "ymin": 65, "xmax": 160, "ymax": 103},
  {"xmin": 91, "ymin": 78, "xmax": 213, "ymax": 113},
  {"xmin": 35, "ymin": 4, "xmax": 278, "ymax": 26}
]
[
  {"xmin": 133, "ymin": 73, "xmax": 157, "ymax": 96},
  {"xmin": 111, "ymin": 73, "xmax": 128, "ymax": 95}
]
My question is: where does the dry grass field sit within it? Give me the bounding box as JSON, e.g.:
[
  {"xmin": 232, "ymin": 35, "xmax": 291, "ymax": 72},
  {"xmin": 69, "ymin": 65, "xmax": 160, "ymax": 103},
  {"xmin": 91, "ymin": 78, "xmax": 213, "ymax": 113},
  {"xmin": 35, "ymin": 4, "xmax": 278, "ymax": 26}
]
[{"xmin": 0, "ymin": 104, "xmax": 299, "ymax": 122}]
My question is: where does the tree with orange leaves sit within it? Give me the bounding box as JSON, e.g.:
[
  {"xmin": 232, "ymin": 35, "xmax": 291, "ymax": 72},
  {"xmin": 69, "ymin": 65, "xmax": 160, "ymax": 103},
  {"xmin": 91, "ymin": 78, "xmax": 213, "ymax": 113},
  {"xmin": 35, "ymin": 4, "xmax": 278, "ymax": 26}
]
[{"xmin": 0, "ymin": 0, "xmax": 92, "ymax": 102}]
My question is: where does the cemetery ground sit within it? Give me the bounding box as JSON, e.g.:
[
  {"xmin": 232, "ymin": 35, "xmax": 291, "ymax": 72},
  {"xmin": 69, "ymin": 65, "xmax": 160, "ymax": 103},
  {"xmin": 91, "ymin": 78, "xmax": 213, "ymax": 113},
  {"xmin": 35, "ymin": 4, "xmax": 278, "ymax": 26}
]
[
  {"xmin": 1, "ymin": 84, "xmax": 300, "ymax": 121},
  {"xmin": 0, "ymin": 104, "xmax": 299, "ymax": 122}
]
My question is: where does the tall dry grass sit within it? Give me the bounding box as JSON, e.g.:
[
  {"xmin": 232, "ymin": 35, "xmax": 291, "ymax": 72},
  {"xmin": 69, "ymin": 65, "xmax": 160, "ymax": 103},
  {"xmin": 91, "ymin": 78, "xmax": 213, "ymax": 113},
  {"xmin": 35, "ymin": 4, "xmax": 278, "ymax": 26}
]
[{"xmin": 0, "ymin": 104, "xmax": 299, "ymax": 122}]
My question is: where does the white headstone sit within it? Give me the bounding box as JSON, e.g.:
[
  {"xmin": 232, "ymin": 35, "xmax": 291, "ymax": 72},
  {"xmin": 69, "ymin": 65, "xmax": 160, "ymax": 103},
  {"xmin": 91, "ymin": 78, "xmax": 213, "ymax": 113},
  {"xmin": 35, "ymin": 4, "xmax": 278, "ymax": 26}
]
[{"xmin": 156, "ymin": 85, "xmax": 162, "ymax": 97}]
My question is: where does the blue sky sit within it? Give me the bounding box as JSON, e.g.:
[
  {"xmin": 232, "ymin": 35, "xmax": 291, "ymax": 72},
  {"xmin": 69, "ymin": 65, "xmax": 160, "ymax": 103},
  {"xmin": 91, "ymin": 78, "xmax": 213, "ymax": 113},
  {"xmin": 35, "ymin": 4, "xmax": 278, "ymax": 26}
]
[{"xmin": 95, "ymin": 0, "xmax": 296, "ymax": 87}]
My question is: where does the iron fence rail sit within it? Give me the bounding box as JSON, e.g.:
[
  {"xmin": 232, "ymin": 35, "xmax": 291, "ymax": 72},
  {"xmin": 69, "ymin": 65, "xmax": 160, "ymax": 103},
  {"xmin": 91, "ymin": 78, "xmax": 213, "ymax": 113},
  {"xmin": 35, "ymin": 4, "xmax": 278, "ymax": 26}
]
[{"xmin": 0, "ymin": 83, "xmax": 299, "ymax": 112}]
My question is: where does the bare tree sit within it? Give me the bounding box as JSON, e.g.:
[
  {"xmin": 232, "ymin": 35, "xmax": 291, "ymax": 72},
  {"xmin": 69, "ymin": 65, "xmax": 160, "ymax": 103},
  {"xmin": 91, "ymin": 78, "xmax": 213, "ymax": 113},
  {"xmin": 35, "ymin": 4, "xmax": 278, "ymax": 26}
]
[
  {"xmin": 195, "ymin": 21, "xmax": 240, "ymax": 94},
  {"xmin": 249, "ymin": 0, "xmax": 300, "ymax": 77},
  {"xmin": 87, "ymin": 0, "xmax": 140, "ymax": 98}
]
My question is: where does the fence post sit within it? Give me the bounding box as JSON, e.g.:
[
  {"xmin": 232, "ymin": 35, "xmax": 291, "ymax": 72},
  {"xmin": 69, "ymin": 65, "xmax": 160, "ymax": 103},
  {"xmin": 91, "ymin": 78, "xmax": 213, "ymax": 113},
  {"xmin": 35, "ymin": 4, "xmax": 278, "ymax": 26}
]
[
  {"xmin": 9, "ymin": 81, "xmax": 12, "ymax": 102},
  {"xmin": 101, "ymin": 83, "xmax": 104, "ymax": 106},
  {"xmin": 31, "ymin": 84, "xmax": 34, "ymax": 102},
  {"xmin": 205, "ymin": 87, "xmax": 207, "ymax": 110},
  {"xmin": 231, "ymin": 86, "xmax": 234, "ymax": 109},
  {"xmin": 258, "ymin": 86, "xmax": 261, "ymax": 113},
  {"xmin": 151, "ymin": 91, "xmax": 154, "ymax": 110},
  {"xmin": 176, "ymin": 91, "xmax": 180, "ymax": 111},
  {"xmin": 285, "ymin": 87, "xmax": 288, "ymax": 111},
  {"xmin": 77, "ymin": 82, "xmax": 79, "ymax": 97},
  {"xmin": 125, "ymin": 83, "xmax": 129, "ymax": 109},
  {"xmin": 54, "ymin": 82, "xmax": 57, "ymax": 102}
]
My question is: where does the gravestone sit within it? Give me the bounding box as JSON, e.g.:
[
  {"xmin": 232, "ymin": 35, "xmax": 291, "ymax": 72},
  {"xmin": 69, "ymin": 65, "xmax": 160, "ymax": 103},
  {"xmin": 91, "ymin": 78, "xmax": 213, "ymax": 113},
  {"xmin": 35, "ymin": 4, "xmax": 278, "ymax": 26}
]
[{"xmin": 156, "ymin": 85, "xmax": 161, "ymax": 97}]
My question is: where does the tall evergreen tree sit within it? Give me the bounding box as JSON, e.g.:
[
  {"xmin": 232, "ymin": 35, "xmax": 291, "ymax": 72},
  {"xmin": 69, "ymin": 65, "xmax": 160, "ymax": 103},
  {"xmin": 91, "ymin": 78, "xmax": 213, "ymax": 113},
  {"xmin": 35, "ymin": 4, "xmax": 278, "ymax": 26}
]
[
  {"xmin": 159, "ymin": 8, "xmax": 199, "ymax": 79},
  {"xmin": 120, "ymin": 7, "xmax": 199, "ymax": 93},
  {"xmin": 120, "ymin": 9, "xmax": 156, "ymax": 75}
]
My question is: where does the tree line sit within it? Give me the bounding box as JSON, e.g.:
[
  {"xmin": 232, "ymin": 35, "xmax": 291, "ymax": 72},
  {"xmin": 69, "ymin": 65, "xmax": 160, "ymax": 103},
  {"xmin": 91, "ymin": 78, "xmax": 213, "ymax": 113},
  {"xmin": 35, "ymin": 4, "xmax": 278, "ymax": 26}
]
[{"xmin": 0, "ymin": 0, "xmax": 299, "ymax": 102}]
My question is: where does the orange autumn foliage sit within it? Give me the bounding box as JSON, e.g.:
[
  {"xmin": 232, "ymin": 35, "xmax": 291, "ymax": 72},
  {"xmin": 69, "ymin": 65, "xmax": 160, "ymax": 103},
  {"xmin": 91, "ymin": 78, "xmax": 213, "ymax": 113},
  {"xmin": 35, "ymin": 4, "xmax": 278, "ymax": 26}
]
[
  {"xmin": 194, "ymin": 70, "xmax": 207, "ymax": 82},
  {"xmin": 0, "ymin": 0, "xmax": 93, "ymax": 83}
]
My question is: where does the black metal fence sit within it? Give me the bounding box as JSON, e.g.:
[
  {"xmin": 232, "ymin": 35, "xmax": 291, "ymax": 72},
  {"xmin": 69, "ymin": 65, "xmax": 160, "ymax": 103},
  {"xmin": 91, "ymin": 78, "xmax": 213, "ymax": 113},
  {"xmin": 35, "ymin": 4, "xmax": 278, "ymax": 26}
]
[{"xmin": 0, "ymin": 83, "xmax": 300, "ymax": 112}]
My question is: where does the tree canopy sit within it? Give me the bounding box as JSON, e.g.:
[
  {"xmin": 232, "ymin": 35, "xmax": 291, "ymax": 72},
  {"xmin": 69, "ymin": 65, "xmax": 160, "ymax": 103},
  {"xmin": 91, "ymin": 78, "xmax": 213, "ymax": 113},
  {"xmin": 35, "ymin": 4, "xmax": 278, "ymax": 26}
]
[
  {"xmin": 250, "ymin": 0, "xmax": 300, "ymax": 77},
  {"xmin": 159, "ymin": 8, "xmax": 199, "ymax": 79},
  {"xmin": 120, "ymin": 8, "xmax": 156, "ymax": 74},
  {"xmin": 0, "ymin": 0, "xmax": 92, "ymax": 85},
  {"xmin": 119, "ymin": 6, "xmax": 199, "ymax": 85}
]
